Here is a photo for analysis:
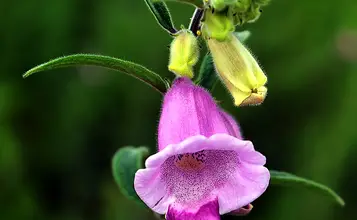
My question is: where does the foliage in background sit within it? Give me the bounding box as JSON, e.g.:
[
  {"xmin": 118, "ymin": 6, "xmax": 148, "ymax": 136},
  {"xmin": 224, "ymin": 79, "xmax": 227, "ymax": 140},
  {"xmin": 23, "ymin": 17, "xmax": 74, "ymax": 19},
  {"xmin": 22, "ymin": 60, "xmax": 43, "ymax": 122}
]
[{"xmin": 1, "ymin": 0, "xmax": 356, "ymax": 220}]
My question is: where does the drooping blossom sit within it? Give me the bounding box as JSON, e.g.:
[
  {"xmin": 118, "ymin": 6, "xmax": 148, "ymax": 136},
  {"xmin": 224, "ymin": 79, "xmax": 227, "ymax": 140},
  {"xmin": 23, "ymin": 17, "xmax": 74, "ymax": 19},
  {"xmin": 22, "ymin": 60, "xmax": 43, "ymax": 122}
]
[
  {"xmin": 134, "ymin": 77, "xmax": 269, "ymax": 219},
  {"xmin": 201, "ymin": 9, "xmax": 268, "ymax": 106},
  {"xmin": 207, "ymin": 32, "xmax": 267, "ymax": 106}
]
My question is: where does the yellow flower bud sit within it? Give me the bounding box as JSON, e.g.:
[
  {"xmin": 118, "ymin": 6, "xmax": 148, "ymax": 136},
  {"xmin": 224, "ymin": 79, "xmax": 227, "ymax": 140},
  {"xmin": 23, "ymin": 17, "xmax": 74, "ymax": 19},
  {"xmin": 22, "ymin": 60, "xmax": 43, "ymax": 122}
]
[
  {"xmin": 207, "ymin": 33, "xmax": 267, "ymax": 106},
  {"xmin": 168, "ymin": 30, "xmax": 199, "ymax": 79}
]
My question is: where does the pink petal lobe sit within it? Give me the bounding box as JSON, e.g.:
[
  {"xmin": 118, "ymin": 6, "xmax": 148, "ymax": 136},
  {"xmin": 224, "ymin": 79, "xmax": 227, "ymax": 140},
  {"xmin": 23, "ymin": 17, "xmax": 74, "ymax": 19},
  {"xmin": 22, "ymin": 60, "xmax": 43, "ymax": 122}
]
[
  {"xmin": 166, "ymin": 199, "xmax": 220, "ymax": 220},
  {"xmin": 134, "ymin": 134, "xmax": 270, "ymax": 215},
  {"xmin": 229, "ymin": 204, "xmax": 253, "ymax": 216},
  {"xmin": 219, "ymin": 110, "xmax": 243, "ymax": 139}
]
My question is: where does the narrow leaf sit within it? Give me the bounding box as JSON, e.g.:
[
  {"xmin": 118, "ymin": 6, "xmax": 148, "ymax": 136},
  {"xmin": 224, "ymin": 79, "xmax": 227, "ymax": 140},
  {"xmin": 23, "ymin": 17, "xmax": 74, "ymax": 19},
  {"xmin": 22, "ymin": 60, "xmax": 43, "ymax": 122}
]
[
  {"xmin": 23, "ymin": 54, "xmax": 170, "ymax": 94},
  {"xmin": 144, "ymin": 0, "xmax": 177, "ymax": 34},
  {"xmin": 112, "ymin": 146, "xmax": 149, "ymax": 205},
  {"xmin": 195, "ymin": 53, "xmax": 218, "ymax": 91},
  {"xmin": 270, "ymin": 170, "xmax": 345, "ymax": 206}
]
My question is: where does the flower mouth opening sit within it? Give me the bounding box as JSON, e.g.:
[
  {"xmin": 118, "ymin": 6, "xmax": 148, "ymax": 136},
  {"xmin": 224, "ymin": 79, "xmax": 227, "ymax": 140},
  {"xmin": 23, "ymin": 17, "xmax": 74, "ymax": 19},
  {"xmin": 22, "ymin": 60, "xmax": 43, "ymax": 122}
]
[
  {"xmin": 161, "ymin": 149, "xmax": 240, "ymax": 205},
  {"xmin": 135, "ymin": 134, "xmax": 269, "ymax": 216},
  {"xmin": 174, "ymin": 150, "xmax": 207, "ymax": 171}
]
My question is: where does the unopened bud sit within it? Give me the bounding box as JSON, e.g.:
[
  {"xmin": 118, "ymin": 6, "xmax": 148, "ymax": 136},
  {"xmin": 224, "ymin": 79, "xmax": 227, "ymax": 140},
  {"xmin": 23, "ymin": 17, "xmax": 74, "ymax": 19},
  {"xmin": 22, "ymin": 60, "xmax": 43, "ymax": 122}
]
[
  {"xmin": 210, "ymin": 0, "xmax": 237, "ymax": 11},
  {"xmin": 207, "ymin": 33, "xmax": 267, "ymax": 106},
  {"xmin": 168, "ymin": 30, "xmax": 199, "ymax": 78},
  {"xmin": 233, "ymin": 0, "xmax": 267, "ymax": 25},
  {"xmin": 234, "ymin": 0, "xmax": 251, "ymax": 12}
]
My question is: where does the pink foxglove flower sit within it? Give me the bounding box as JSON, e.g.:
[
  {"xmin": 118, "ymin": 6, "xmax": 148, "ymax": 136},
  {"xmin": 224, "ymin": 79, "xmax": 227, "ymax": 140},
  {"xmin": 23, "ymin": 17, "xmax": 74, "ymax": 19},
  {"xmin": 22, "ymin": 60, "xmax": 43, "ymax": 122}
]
[{"xmin": 134, "ymin": 77, "xmax": 269, "ymax": 219}]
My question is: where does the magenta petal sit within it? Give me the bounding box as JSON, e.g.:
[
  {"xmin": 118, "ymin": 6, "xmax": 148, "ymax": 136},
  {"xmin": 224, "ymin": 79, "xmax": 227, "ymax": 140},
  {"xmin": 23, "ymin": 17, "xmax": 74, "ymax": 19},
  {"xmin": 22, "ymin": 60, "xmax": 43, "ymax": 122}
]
[
  {"xmin": 229, "ymin": 204, "xmax": 253, "ymax": 216},
  {"xmin": 219, "ymin": 110, "xmax": 242, "ymax": 139},
  {"xmin": 158, "ymin": 77, "xmax": 237, "ymax": 150},
  {"xmin": 166, "ymin": 200, "xmax": 220, "ymax": 220},
  {"xmin": 134, "ymin": 134, "xmax": 270, "ymax": 215},
  {"xmin": 134, "ymin": 168, "xmax": 168, "ymax": 214},
  {"xmin": 135, "ymin": 77, "xmax": 269, "ymax": 217},
  {"xmin": 216, "ymin": 160, "xmax": 269, "ymax": 214}
]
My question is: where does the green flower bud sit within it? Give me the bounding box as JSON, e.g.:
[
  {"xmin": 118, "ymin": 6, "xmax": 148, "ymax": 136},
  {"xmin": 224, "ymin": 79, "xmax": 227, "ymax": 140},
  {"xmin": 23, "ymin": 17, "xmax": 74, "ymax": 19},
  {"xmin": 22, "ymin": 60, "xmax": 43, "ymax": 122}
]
[
  {"xmin": 234, "ymin": 0, "xmax": 251, "ymax": 12},
  {"xmin": 243, "ymin": 4, "xmax": 262, "ymax": 23},
  {"xmin": 210, "ymin": 0, "xmax": 237, "ymax": 11},
  {"xmin": 201, "ymin": 9, "xmax": 235, "ymax": 41},
  {"xmin": 168, "ymin": 30, "xmax": 199, "ymax": 79},
  {"xmin": 232, "ymin": 0, "xmax": 268, "ymax": 25}
]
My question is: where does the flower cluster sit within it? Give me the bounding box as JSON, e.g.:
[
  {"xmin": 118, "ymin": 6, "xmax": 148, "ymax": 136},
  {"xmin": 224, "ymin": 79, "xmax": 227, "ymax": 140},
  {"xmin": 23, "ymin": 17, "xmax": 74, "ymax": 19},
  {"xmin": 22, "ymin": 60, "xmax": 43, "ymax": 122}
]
[
  {"xmin": 169, "ymin": 3, "xmax": 268, "ymax": 106},
  {"xmin": 135, "ymin": 78, "xmax": 269, "ymax": 219},
  {"xmin": 210, "ymin": 0, "xmax": 271, "ymax": 25},
  {"xmin": 135, "ymin": 1, "xmax": 270, "ymax": 219},
  {"xmin": 23, "ymin": 0, "xmax": 345, "ymax": 218}
]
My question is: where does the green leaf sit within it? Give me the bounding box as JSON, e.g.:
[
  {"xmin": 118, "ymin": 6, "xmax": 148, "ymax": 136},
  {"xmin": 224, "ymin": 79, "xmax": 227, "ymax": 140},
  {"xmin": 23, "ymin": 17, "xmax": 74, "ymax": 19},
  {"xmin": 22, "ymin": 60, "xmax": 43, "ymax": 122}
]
[
  {"xmin": 144, "ymin": 0, "xmax": 177, "ymax": 34},
  {"xmin": 270, "ymin": 170, "xmax": 345, "ymax": 206},
  {"xmin": 112, "ymin": 146, "xmax": 150, "ymax": 205},
  {"xmin": 23, "ymin": 54, "xmax": 170, "ymax": 94},
  {"xmin": 195, "ymin": 53, "xmax": 218, "ymax": 91},
  {"xmin": 234, "ymin": 30, "xmax": 251, "ymax": 42}
]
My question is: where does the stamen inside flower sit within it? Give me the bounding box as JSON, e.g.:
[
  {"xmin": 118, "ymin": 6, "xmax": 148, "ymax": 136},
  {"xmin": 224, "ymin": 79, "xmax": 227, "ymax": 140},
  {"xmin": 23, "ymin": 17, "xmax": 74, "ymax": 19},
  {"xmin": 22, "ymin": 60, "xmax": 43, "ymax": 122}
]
[{"xmin": 174, "ymin": 150, "xmax": 207, "ymax": 171}]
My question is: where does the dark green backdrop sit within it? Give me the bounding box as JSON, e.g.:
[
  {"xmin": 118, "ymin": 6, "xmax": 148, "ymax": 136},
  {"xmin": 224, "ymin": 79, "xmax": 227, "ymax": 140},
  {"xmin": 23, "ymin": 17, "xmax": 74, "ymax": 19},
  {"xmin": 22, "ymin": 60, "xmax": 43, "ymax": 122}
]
[{"xmin": 1, "ymin": 0, "xmax": 356, "ymax": 219}]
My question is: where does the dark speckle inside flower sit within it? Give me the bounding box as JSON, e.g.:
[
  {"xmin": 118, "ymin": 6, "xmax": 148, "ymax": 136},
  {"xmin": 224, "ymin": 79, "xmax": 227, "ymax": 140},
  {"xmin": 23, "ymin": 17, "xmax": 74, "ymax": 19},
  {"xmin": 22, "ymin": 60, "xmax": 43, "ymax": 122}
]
[
  {"xmin": 161, "ymin": 150, "xmax": 239, "ymax": 204},
  {"xmin": 174, "ymin": 150, "xmax": 207, "ymax": 171}
]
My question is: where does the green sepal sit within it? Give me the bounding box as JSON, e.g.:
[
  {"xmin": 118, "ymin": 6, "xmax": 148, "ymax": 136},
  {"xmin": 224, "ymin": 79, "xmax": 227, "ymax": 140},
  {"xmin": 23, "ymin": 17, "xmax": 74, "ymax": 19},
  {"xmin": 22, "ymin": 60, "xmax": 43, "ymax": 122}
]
[
  {"xmin": 234, "ymin": 30, "xmax": 251, "ymax": 42},
  {"xmin": 270, "ymin": 170, "xmax": 345, "ymax": 206},
  {"xmin": 201, "ymin": 9, "xmax": 235, "ymax": 41},
  {"xmin": 144, "ymin": 0, "xmax": 177, "ymax": 34},
  {"xmin": 210, "ymin": 0, "xmax": 237, "ymax": 11},
  {"xmin": 23, "ymin": 54, "xmax": 170, "ymax": 94},
  {"xmin": 112, "ymin": 146, "xmax": 150, "ymax": 205}
]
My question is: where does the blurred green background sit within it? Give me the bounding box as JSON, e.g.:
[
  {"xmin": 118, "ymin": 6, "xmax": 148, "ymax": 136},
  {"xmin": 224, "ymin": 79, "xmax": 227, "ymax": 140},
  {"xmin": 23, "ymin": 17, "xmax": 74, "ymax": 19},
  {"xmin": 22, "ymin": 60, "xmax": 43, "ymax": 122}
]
[{"xmin": 1, "ymin": 0, "xmax": 356, "ymax": 219}]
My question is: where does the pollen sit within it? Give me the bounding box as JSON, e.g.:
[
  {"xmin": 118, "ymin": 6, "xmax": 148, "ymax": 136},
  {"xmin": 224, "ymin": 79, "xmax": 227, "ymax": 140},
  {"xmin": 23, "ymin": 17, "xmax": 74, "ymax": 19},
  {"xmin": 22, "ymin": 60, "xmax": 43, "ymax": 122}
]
[{"xmin": 174, "ymin": 150, "xmax": 206, "ymax": 171}]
